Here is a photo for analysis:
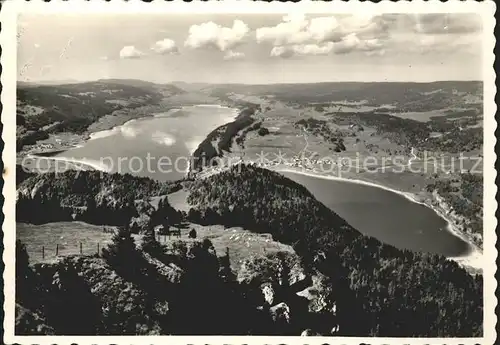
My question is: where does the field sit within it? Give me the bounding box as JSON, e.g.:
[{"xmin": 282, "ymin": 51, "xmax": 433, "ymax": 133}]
[
  {"xmin": 153, "ymin": 222, "xmax": 295, "ymax": 273},
  {"xmin": 17, "ymin": 222, "xmax": 117, "ymax": 264},
  {"xmin": 17, "ymin": 218, "xmax": 293, "ymax": 274},
  {"xmin": 166, "ymin": 189, "xmax": 191, "ymax": 212}
]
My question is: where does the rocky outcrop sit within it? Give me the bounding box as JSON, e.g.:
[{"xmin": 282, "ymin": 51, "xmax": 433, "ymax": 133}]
[
  {"xmin": 234, "ymin": 250, "xmax": 343, "ymax": 335},
  {"xmin": 237, "ymin": 251, "xmax": 309, "ymax": 288}
]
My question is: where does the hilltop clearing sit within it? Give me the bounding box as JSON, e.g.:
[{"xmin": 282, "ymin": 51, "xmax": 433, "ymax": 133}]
[{"xmin": 16, "ymin": 226, "xmax": 346, "ymax": 336}]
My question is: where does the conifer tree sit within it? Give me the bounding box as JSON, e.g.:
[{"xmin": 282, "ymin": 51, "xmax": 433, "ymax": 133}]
[
  {"xmin": 142, "ymin": 228, "xmax": 160, "ymax": 256},
  {"xmin": 16, "ymin": 240, "xmax": 33, "ymax": 306},
  {"xmin": 102, "ymin": 226, "xmax": 138, "ymax": 273}
]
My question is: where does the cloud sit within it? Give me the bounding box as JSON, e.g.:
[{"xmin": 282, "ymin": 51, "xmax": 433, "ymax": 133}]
[
  {"xmin": 271, "ymin": 43, "xmax": 334, "ymax": 58},
  {"xmin": 256, "ymin": 14, "xmax": 390, "ymax": 46},
  {"xmin": 270, "ymin": 33, "xmax": 383, "ymax": 58},
  {"xmin": 34, "ymin": 43, "xmax": 40, "ymax": 48},
  {"xmin": 119, "ymin": 45, "xmax": 145, "ymax": 59},
  {"xmin": 151, "ymin": 38, "xmax": 178, "ymax": 54},
  {"xmin": 333, "ymin": 33, "xmax": 383, "ymax": 54},
  {"xmin": 223, "ymin": 50, "xmax": 245, "ymax": 60},
  {"xmin": 256, "ymin": 14, "xmax": 321, "ymax": 46},
  {"xmin": 258, "ymin": 14, "xmax": 389, "ymax": 58},
  {"xmin": 184, "ymin": 20, "xmax": 249, "ymax": 51}
]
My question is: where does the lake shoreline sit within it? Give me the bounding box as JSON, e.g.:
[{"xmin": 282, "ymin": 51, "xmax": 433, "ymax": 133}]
[
  {"xmin": 18, "ymin": 104, "xmax": 184, "ymax": 158},
  {"xmin": 271, "ymin": 166, "xmax": 483, "ymax": 273},
  {"xmin": 22, "ymin": 103, "xmax": 240, "ymax": 177},
  {"xmin": 24, "ymin": 154, "xmax": 112, "ymax": 173},
  {"xmin": 19, "ymin": 100, "xmax": 482, "ymax": 273},
  {"xmin": 195, "ymin": 161, "xmax": 482, "ymax": 273}
]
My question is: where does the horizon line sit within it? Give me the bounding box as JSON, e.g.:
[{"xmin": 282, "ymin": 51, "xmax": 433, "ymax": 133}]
[{"xmin": 18, "ymin": 78, "xmax": 483, "ymax": 86}]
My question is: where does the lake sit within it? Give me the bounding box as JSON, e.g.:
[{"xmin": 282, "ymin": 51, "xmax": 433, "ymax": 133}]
[
  {"xmin": 55, "ymin": 105, "xmax": 238, "ymax": 181},
  {"xmin": 54, "ymin": 104, "xmax": 471, "ymax": 258},
  {"xmin": 280, "ymin": 171, "xmax": 471, "ymax": 258}
]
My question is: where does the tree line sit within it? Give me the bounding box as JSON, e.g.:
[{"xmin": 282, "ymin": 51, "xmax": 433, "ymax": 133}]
[{"xmin": 186, "ymin": 164, "xmax": 483, "ymax": 337}]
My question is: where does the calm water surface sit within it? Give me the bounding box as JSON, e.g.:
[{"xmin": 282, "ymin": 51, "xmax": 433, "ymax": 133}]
[
  {"xmin": 280, "ymin": 171, "xmax": 471, "ymax": 257},
  {"xmin": 56, "ymin": 106, "xmax": 471, "ymax": 257},
  {"xmin": 56, "ymin": 105, "xmax": 237, "ymax": 181}
]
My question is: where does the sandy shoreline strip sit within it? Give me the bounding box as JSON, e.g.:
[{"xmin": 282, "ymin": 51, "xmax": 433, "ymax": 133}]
[
  {"xmin": 272, "ymin": 166, "xmax": 483, "ymax": 272},
  {"xmin": 26, "ymin": 154, "xmax": 112, "ymax": 173},
  {"xmin": 26, "ymin": 104, "xmax": 240, "ymax": 177}
]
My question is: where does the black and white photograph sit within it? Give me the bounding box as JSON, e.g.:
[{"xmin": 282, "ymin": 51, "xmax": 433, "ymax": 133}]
[{"xmin": 2, "ymin": 1, "xmax": 496, "ymax": 343}]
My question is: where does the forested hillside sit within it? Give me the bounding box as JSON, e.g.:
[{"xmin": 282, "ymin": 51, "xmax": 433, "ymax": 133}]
[
  {"xmin": 16, "ymin": 171, "xmax": 183, "ymax": 225},
  {"xmin": 191, "ymin": 106, "xmax": 259, "ymax": 172},
  {"xmin": 16, "ymin": 229, "xmax": 349, "ymax": 335},
  {"xmin": 15, "ymin": 164, "xmax": 483, "ymax": 336},
  {"xmin": 187, "ymin": 164, "xmax": 483, "ymax": 337}
]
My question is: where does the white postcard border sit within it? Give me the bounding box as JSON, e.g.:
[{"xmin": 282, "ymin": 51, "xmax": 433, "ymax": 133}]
[{"xmin": 2, "ymin": 1, "xmax": 497, "ymax": 344}]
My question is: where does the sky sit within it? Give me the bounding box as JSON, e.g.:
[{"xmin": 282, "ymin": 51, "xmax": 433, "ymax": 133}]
[{"xmin": 17, "ymin": 13, "xmax": 484, "ymax": 84}]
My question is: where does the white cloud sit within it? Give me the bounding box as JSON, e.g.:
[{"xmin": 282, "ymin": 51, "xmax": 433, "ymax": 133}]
[
  {"xmin": 270, "ymin": 34, "xmax": 383, "ymax": 58},
  {"xmin": 119, "ymin": 45, "xmax": 145, "ymax": 59},
  {"xmin": 270, "ymin": 43, "xmax": 333, "ymax": 58},
  {"xmin": 295, "ymin": 43, "xmax": 335, "ymax": 55},
  {"xmin": 258, "ymin": 14, "xmax": 389, "ymax": 58},
  {"xmin": 223, "ymin": 50, "xmax": 245, "ymax": 60},
  {"xmin": 332, "ymin": 33, "xmax": 384, "ymax": 54},
  {"xmin": 306, "ymin": 16, "xmax": 344, "ymax": 42},
  {"xmin": 34, "ymin": 43, "xmax": 40, "ymax": 48},
  {"xmin": 151, "ymin": 38, "xmax": 178, "ymax": 54},
  {"xmin": 257, "ymin": 14, "xmax": 349, "ymax": 46},
  {"xmin": 256, "ymin": 15, "xmax": 313, "ymax": 46},
  {"xmin": 184, "ymin": 20, "xmax": 249, "ymax": 51}
]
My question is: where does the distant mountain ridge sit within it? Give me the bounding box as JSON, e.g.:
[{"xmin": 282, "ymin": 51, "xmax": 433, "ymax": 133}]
[{"xmin": 19, "ymin": 79, "xmax": 81, "ymax": 86}]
